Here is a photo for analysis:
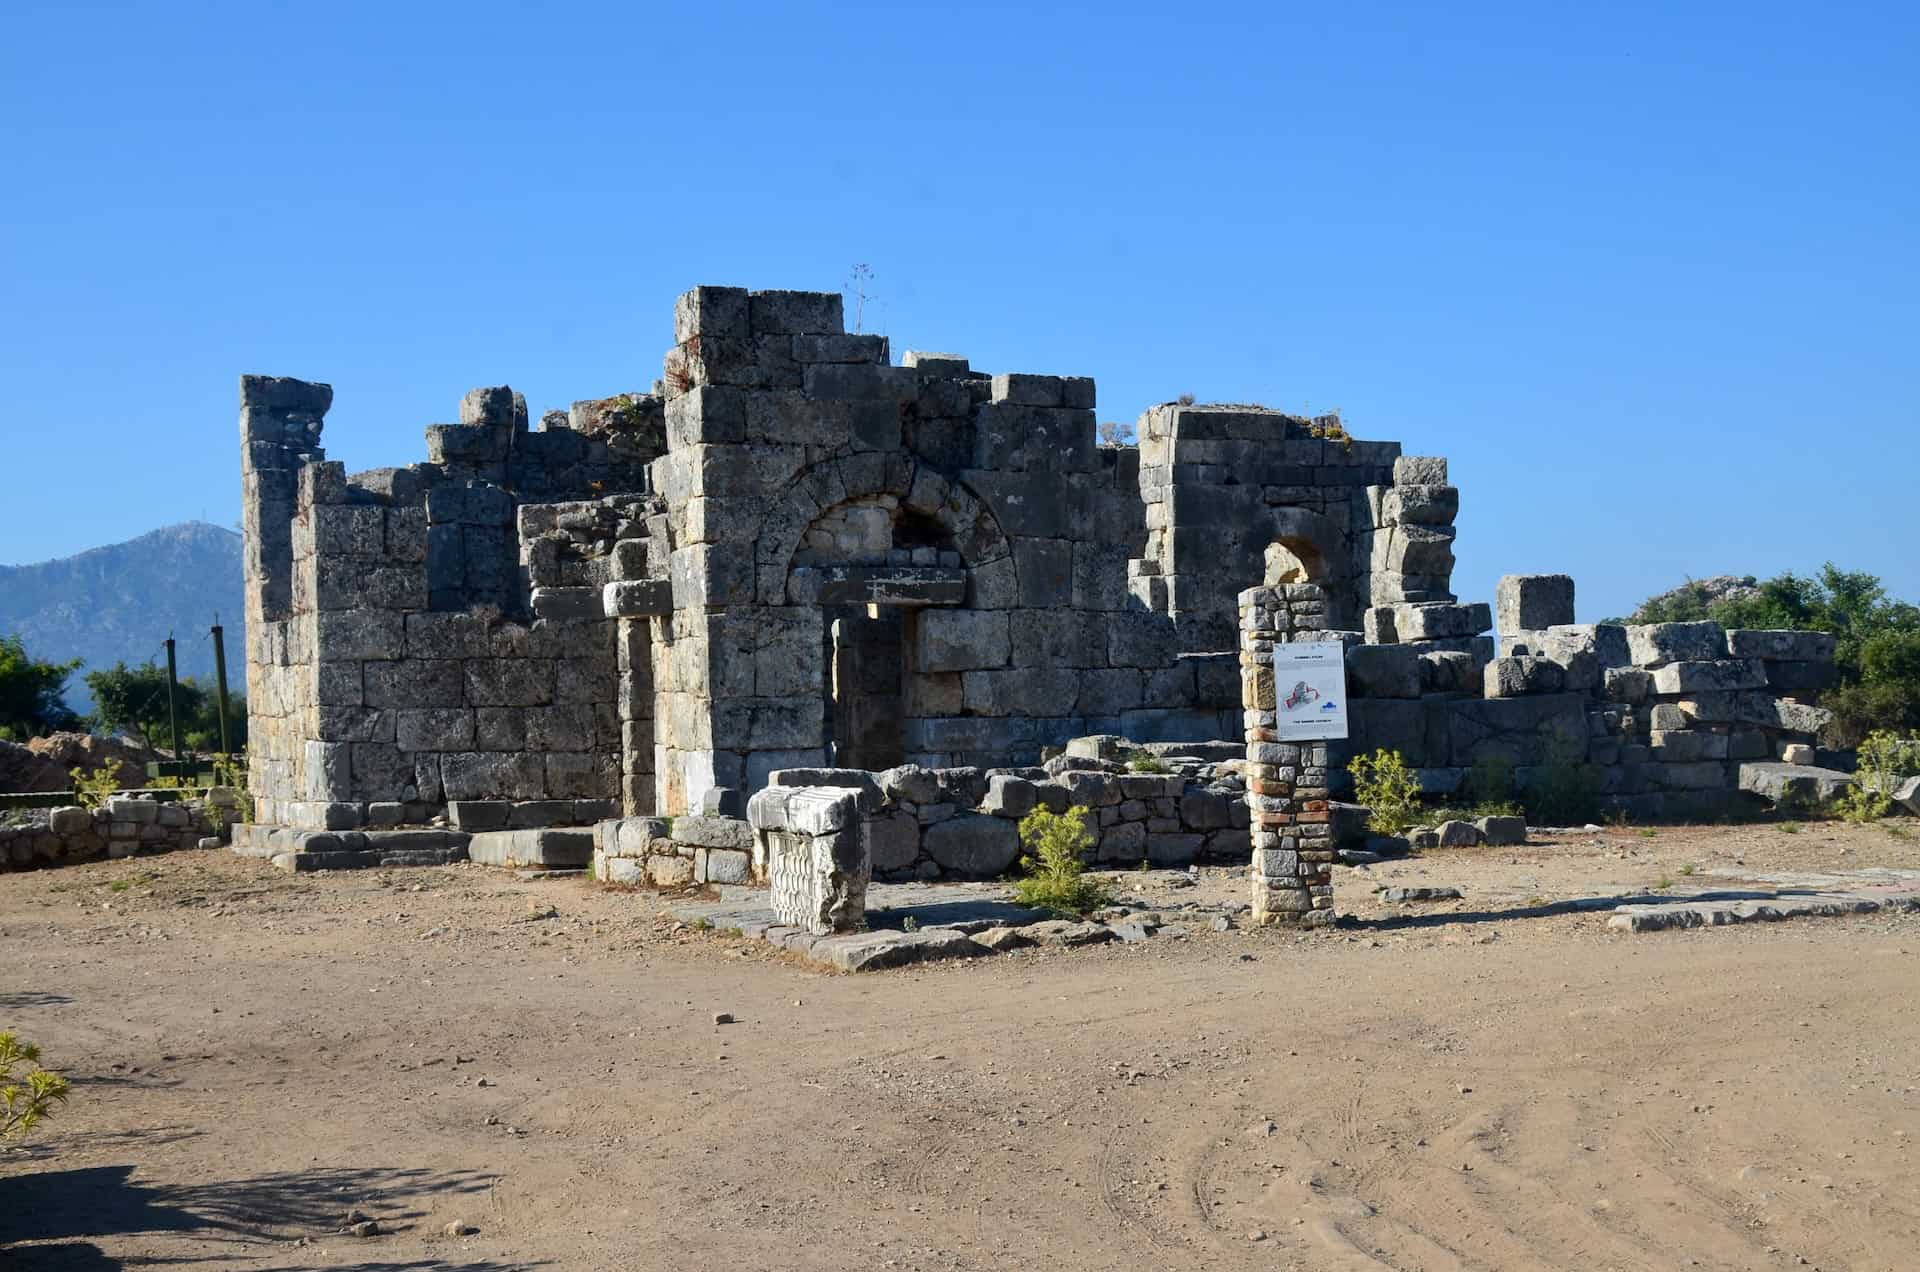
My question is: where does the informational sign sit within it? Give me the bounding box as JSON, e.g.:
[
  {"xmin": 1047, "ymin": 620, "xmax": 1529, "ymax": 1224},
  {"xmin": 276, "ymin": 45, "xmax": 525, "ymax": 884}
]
[{"xmin": 1270, "ymin": 640, "xmax": 1350, "ymax": 741}]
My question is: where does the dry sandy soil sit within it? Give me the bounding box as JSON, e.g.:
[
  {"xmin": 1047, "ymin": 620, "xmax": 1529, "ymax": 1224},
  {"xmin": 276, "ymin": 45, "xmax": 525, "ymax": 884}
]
[{"xmin": 4, "ymin": 817, "xmax": 1919, "ymax": 1271}]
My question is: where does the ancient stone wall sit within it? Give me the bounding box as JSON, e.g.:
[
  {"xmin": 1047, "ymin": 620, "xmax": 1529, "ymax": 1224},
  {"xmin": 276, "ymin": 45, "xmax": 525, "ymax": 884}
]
[
  {"xmin": 1, "ymin": 792, "xmax": 240, "ymax": 871},
  {"xmin": 238, "ymin": 375, "xmax": 665, "ymax": 833},
  {"xmin": 240, "ymin": 284, "xmax": 1838, "ymax": 859}
]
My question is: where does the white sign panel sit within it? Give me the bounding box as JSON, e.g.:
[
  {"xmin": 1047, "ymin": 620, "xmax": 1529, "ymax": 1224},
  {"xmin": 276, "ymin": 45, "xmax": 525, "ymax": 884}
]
[{"xmin": 1270, "ymin": 640, "xmax": 1350, "ymax": 741}]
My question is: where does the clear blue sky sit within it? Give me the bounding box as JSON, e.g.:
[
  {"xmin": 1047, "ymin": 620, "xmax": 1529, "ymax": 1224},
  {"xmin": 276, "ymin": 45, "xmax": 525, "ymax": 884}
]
[{"xmin": 3, "ymin": 1, "xmax": 1914, "ymax": 621}]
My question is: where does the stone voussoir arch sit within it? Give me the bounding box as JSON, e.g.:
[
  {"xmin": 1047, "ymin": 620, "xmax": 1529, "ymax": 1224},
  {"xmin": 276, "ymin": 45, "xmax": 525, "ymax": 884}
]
[{"xmin": 752, "ymin": 454, "xmax": 1015, "ymax": 605}]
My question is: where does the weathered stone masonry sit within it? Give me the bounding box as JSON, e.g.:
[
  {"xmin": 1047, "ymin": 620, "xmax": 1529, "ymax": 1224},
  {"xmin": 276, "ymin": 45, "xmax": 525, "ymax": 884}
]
[
  {"xmin": 241, "ymin": 286, "xmax": 1463, "ymax": 844},
  {"xmin": 238, "ymin": 284, "xmax": 1838, "ymax": 902}
]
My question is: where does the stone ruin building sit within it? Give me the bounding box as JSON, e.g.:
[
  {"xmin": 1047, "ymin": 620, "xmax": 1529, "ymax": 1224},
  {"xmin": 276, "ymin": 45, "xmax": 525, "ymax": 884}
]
[{"xmin": 231, "ymin": 284, "xmax": 1839, "ymax": 931}]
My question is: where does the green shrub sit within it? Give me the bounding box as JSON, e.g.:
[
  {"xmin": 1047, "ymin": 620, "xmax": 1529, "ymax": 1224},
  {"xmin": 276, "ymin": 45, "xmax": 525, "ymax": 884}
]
[
  {"xmin": 1858, "ymin": 730, "xmax": 1920, "ymax": 790},
  {"xmin": 1834, "ymin": 729, "xmax": 1920, "ymax": 824},
  {"xmin": 1618, "ymin": 565, "xmax": 1920, "ymax": 747},
  {"xmin": 1013, "ymin": 805, "xmax": 1112, "ymax": 917},
  {"xmin": 1833, "ymin": 782, "xmax": 1890, "ymax": 824},
  {"xmin": 1348, "ymin": 748, "xmax": 1421, "ymax": 836},
  {"xmin": 1, "ymin": 1033, "xmax": 70, "ymax": 1141},
  {"xmin": 71, "ymin": 766, "xmax": 119, "ymax": 811},
  {"xmin": 1125, "ymin": 752, "xmax": 1170, "ymax": 774}
]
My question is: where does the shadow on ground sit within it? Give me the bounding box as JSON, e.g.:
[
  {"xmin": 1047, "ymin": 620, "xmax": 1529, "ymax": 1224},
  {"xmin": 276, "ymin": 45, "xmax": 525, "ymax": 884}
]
[
  {"xmin": 0, "ymin": 991, "xmax": 75, "ymax": 1010},
  {"xmin": 1349, "ymin": 888, "xmax": 1801, "ymax": 931},
  {"xmin": 1, "ymin": 1163, "xmax": 531, "ymax": 1270}
]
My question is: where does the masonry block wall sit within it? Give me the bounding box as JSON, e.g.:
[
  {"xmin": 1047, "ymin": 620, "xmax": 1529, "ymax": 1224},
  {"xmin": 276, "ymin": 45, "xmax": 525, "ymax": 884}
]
[
  {"xmin": 238, "ymin": 375, "xmax": 666, "ymax": 831},
  {"xmin": 250, "ymin": 284, "xmax": 1806, "ymax": 838}
]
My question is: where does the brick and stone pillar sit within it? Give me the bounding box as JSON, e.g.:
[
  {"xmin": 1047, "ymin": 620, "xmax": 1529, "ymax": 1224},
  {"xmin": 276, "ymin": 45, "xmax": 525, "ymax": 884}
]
[{"xmin": 1240, "ymin": 585, "xmax": 1336, "ymax": 926}]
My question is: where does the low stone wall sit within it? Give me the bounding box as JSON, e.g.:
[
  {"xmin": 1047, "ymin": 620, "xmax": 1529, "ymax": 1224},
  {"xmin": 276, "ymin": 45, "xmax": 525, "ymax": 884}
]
[
  {"xmin": 0, "ymin": 791, "xmax": 241, "ymax": 871},
  {"xmin": 588, "ymin": 739, "xmax": 1253, "ymax": 893}
]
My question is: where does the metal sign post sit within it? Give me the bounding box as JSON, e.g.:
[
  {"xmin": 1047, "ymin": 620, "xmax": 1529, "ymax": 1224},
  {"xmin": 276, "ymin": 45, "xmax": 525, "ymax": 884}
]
[{"xmin": 1270, "ymin": 640, "xmax": 1350, "ymax": 741}]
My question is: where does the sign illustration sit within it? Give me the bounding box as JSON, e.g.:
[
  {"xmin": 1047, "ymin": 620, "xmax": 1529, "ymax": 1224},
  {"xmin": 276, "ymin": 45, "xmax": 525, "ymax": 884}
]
[{"xmin": 1271, "ymin": 640, "xmax": 1349, "ymax": 741}]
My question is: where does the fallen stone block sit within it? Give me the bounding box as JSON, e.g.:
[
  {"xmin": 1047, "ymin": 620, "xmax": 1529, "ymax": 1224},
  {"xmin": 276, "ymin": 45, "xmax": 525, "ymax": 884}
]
[
  {"xmin": 1434, "ymin": 820, "xmax": 1481, "ymax": 847},
  {"xmin": 1378, "ymin": 886, "xmax": 1463, "ymax": 902},
  {"xmin": 1017, "ymin": 918, "xmax": 1116, "ymax": 947},
  {"xmin": 1476, "ymin": 815, "xmax": 1526, "ymax": 846},
  {"xmin": 1737, "ymin": 762, "xmax": 1853, "ymax": 807}
]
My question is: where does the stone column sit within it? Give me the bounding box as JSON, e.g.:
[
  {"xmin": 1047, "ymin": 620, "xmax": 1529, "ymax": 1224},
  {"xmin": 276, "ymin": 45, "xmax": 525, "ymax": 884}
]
[{"xmin": 1240, "ymin": 586, "xmax": 1336, "ymax": 926}]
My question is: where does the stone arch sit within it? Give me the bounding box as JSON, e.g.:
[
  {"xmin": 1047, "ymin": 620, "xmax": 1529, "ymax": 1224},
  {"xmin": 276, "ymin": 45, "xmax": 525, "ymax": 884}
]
[
  {"xmin": 753, "ymin": 455, "xmax": 1014, "ymax": 605},
  {"xmin": 1257, "ymin": 507, "xmax": 1351, "ymax": 625}
]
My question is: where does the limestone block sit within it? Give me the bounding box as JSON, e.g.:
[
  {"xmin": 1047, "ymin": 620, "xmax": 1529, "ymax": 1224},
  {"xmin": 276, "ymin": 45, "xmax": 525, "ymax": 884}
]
[
  {"xmin": 867, "ymin": 810, "xmax": 920, "ymax": 872},
  {"xmin": 748, "ymin": 289, "xmax": 843, "ymax": 335},
  {"xmin": 878, "ymin": 763, "xmax": 942, "ymax": 805},
  {"xmin": 1484, "ymin": 656, "xmax": 1565, "ymax": 698},
  {"xmin": 1180, "ymin": 788, "xmax": 1235, "ymax": 830},
  {"xmin": 1392, "ymin": 456, "xmax": 1447, "ymax": 485},
  {"xmin": 1495, "ymin": 575, "xmax": 1574, "ymax": 634},
  {"xmin": 962, "ymin": 666, "xmax": 1078, "ymax": 717},
  {"xmin": 1626, "ymin": 622, "xmax": 1726, "ymax": 668},
  {"xmin": 1738, "ymin": 762, "xmax": 1851, "ymax": 806},
  {"xmin": 1540, "ymin": 623, "xmax": 1631, "ymax": 669},
  {"xmin": 1371, "ymin": 525, "xmax": 1456, "ymax": 577},
  {"xmin": 1650, "ymin": 730, "xmax": 1730, "ymax": 762},
  {"xmin": 1733, "ymin": 693, "xmax": 1832, "ymax": 735},
  {"xmin": 1603, "ymin": 667, "xmax": 1651, "ymax": 704},
  {"xmin": 1393, "ymin": 602, "xmax": 1490, "ymax": 641},
  {"xmin": 1107, "ymin": 612, "xmax": 1177, "ymax": 668},
  {"xmin": 48, "ymin": 806, "xmax": 90, "ymax": 835},
  {"xmin": 1346, "ymin": 644, "xmax": 1420, "ymax": 699},
  {"xmin": 766, "ymin": 767, "xmax": 883, "ymax": 812},
  {"xmin": 982, "ymin": 775, "xmax": 1037, "ymax": 819},
  {"xmin": 695, "ymin": 847, "xmax": 752, "ymax": 884},
  {"xmin": 1013, "ymin": 537, "xmax": 1074, "ymax": 607},
  {"xmin": 440, "ymin": 752, "xmax": 546, "ymax": 801},
  {"xmin": 990, "ymin": 373, "xmax": 1064, "ymax": 406},
  {"xmin": 1380, "ymin": 484, "xmax": 1459, "ymax": 527},
  {"xmin": 105, "ymin": 797, "xmax": 159, "ymax": 824},
  {"xmin": 923, "ymin": 815, "xmax": 1020, "ymax": 876},
  {"xmin": 1778, "ymin": 742, "xmax": 1816, "ymax": 766},
  {"xmin": 913, "ymin": 610, "xmax": 1010, "ymax": 673},
  {"xmin": 647, "ymin": 854, "xmax": 695, "ymax": 887},
  {"xmin": 1648, "ymin": 660, "xmax": 1766, "ymax": 694},
  {"xmin": 1097, "ymin": 820, "xmax": 1147, "ymax": 862},
  {"xmin": 673, "ymin": 814, "xmax": 756, "ymax": 850},
  {"xmin": 1059, "ymin": 771, "xmax": 1121, "ymax": 807},
  {"xmin": 675, "ymin": 285, "xmax": 750, "ymax": 342},
  {"xmin": 1477, "ymin": 815, "xmax": 1526, "ymax": 846},
  {"xmin": 463, "ymin": 659, "xmax": 554, "ymax": 707},
  {"xmin": 394, "ymin": 707, "xmax": 475, "ymax": 752},
  {"xmin": 1725, "ymin": 629, "xmax": 1837, "ymax": 661}
]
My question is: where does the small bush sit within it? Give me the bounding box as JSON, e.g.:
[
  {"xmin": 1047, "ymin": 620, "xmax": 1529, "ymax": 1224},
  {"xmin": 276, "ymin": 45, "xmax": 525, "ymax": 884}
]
[
  {"xmin": 1014, "ymin": 805, "xmax": 1112, "ymax": 917},
  {"xmin": 1833, "ymin": 782, "xmax": 1890, "ymax": 824},
  {"xmin": 1859, "ymin": 729, "xmax": 1920, "ymax": 792},
  {"xmin": 1125, "ymin": 752, "xmax": 1170, "ymax": 774},
  {"xmin": 71, "ymin": 766, "xmax": 119, "ymax": 811},
  {"xmin": 1, "ymin": 1033, "xmax": 70, "ymax": 1141},
  {"xmin": 1348, "ymin": 749, "xmax": 1421, "ymax": 836}
]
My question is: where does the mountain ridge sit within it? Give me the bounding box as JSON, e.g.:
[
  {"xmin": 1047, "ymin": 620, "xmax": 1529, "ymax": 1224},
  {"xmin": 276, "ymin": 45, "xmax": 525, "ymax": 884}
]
[{"xmin": 0, "ymin": 521, "xmax": 245, "ymax": 713}]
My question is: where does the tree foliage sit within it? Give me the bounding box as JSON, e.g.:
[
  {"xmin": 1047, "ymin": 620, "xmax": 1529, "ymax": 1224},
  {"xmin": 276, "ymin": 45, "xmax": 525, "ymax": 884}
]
[
  {"xmin": 83, "ymin": 661, "xmax": 247, "ymax": 754},
  {"xmin": 1624, "ymin": 565, "xmax": 1920, "ymax": 746},
  {"xmin": 0, "ymin": 634, "xmax": 81, "ymax": 741}
]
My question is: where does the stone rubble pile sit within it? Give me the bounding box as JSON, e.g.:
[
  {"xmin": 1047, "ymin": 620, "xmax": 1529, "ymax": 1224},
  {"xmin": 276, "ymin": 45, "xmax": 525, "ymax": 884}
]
[{"xmin": 1, "ymin": 791, "xmax": 240, "ymax": 871}]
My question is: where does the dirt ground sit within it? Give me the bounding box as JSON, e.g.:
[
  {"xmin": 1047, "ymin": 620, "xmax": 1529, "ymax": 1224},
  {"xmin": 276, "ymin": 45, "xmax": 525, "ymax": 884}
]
[{"xmin": 4, "ymin": 817, "xmax": 1919, "ymax": 1272}]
